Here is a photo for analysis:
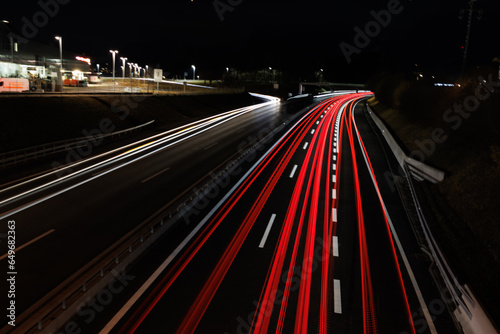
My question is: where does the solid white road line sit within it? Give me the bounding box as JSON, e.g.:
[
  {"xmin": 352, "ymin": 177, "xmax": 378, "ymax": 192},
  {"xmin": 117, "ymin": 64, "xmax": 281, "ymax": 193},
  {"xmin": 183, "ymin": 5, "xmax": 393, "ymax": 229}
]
[
  {"xmin": 259, "ymin": 214, "xmax": 277, "ymax": 248},
  {"xmin": 334, "ymin": 279, "xmax": 342, "ymax": 314},
  {"xmin": 0, "ymin": 229, "xmax": 55, "ymax": 261},
  {"xmin": 141, "ymin": 168, "xmax": 170, "ymax": 183},
  {"xmin": 332, "ymin": 236, "xmax": 339, "ymax": 257},
  {"xmin": 303, "ymin": 142, "xmax": 309, "ymax": 150},
  {"xmin": 332, "ymin": 208, "xmax": 337, "ymax": 222},
  {"xmin": 289, "ymin": 165, "xmax": 298, "ymax": 178}
]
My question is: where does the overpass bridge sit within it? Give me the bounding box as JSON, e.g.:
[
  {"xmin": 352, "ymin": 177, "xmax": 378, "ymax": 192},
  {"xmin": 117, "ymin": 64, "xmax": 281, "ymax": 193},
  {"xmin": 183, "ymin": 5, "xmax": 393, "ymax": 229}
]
[{"xmin": 299, "ymin": 81, "xmax": 365, "ymax": 94}]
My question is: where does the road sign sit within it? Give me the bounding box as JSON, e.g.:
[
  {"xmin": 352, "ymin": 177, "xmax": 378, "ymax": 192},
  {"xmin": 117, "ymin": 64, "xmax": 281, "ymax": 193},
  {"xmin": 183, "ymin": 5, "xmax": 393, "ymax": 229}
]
[{"xmin": 154, "ymin": 69, "xmax": 163, "ymax": 83}]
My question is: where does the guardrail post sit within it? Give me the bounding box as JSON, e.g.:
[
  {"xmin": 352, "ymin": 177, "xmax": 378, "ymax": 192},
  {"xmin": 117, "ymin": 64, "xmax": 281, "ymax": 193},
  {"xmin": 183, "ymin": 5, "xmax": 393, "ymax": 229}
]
[
  {"xmin": 62, "ymin": 300, "xmax": 66, "ymax": 310},
  {"xmin": 151, "ymin": 226, "xmax": 154, "ymax": 234},
  {"xmin": 38, "ymin": 320, "xmax": 43, "ymax": 330},
  {"xmin": 100, "ymin": 269, "xmax": 104, "ymax": 277},
  {"xmin": 83, "ymin": 282, "xmax": 87, "ymax": 292}
]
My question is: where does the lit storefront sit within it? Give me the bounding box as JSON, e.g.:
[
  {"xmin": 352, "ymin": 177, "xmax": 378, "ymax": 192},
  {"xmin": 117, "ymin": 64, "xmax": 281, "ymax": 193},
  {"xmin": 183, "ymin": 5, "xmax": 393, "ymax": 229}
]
[{"xmin": 1, "ymin": 21, "xmax": 90, "ymax": 90}]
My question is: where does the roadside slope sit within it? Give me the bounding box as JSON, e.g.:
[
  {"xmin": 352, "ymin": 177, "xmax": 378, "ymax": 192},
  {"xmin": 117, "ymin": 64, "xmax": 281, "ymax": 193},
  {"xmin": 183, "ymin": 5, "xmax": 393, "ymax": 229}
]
[{"xmin": 368, "ymin": 80, "xmax": 500, "ymax": 326}]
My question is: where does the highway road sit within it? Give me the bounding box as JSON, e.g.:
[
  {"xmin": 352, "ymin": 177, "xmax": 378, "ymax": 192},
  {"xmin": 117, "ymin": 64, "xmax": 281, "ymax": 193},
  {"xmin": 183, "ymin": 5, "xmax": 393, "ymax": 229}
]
[
  {"xmin": 0, "ymin": 93, "xmax": 287, "ymax": 328},
  {"xmin": 84, "ymin": 93, "xmax": 456, "ymax": 334},
  {"xmin": 0, "ymin": 92, "xmax": 458, "ymax": 333}
]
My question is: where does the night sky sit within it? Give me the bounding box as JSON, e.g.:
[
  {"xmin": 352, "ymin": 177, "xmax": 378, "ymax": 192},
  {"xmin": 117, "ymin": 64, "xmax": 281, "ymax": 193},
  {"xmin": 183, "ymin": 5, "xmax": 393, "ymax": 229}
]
[{"xmin": 2, "ymin": 0, "xmax": 499, "ymax": 81}]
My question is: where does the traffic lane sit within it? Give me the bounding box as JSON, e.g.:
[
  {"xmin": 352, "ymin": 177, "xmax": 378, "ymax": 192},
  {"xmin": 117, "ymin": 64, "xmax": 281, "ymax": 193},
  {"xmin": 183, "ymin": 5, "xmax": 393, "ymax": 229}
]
[
  {"xmin": 66, "ymin": 109, "xmax": 316, "ymax": 334},
  {"xmin": 197, "ymin": 131, "xmax": 319, "ymax": 333},
  {"xmin": 0, "ymin": 102, "xmax": 283, "ymax": 217},
  {"xmin": 0, "ymin": 103, "xmax": 286, "ymax": 314},
  {"xmin": 0, "ymin": 112, "xmax": 232, "ymax": 197},
  {"xmin": 330, "ymin": 99, "xmax": 413, "ymax": 333},
  {"xmin": 333, "ymin": 122, "xmax": 363, "ymax": 333},
  {"xmin": 351, "ymin": 129, "xmax": 414, "ymax": 333},
  {"xmin": 354, "ymin": 104, "xmax": 456, "ymax": 332},
  {"xmin": 0, "ymin": 101, "xmax": 284, "ymax": 245},
  {"xmin": 124, "ymin": 101, "xmax": 322, "ymax": 333},
  {"xmin": 0, "ymin": 103, "xmax": 289, "ymax": 314},
  {"xmin": 344, "ymin": 101, "xmax": 414, "ymax": 333}
]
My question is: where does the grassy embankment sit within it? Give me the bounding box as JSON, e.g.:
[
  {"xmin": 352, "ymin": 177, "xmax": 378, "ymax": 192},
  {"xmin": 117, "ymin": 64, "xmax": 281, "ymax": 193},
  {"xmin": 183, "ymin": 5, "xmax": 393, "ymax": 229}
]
[{"xmin": 368, "ymin": 70, "xmax": 500, "ymax": 326}]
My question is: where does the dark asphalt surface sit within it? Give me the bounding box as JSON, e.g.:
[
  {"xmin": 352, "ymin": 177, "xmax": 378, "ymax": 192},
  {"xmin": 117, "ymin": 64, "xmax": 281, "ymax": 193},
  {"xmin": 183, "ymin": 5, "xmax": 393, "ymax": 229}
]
[
  {"xmin": 89, "ymin": 94, "xmax": 458, "ymax": 334},
  {"xmin": 0, "ymin": 93, "xmax": 459, "ymax": 333},
  {"xmin": 0, "ymin": 96, "xmax": 300, "ymax": 320}
]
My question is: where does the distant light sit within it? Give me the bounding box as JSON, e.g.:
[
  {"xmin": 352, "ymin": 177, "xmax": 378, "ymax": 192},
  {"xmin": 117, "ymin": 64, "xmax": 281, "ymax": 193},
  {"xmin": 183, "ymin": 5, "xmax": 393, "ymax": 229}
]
[
  {"xmin": 76, "ymin": 56, "xmax": 91, "ymax": 65},
  {"xmin": 434, "ymin": 83, "xmax": 455, "ymax": 87},
  {"xmin": 2, "ymin": 20, "xmax": 9, "ymax": 24},
  {"xmin": 55, "ymin": 36, "xmax": 61, "ymax": 40}
]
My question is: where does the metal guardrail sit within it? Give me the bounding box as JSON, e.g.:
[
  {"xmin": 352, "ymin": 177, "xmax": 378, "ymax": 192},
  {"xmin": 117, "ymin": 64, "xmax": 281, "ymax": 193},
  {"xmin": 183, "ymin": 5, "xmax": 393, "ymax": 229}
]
[
  {"xmin": 365, "ymin": 104, "xmax": 445, "ymax": 183},
  {"xmin": 404, "ymin": 163, "xmax": 497, "ymax": 334},
  {"xmin": 0, "ymin": 120, "xmax": 155, "ymax": 169},
  {"xmin": 2, "ymin": 115, "xmax": 290, "ymax": 334}
]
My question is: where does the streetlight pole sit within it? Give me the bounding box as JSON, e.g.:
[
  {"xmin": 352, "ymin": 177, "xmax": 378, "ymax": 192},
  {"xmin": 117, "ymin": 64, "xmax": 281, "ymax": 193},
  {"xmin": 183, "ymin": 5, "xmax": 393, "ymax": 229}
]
[
  {"xmin": 109, "ymin": 50, "xmax": 118, "ymax": 85},
  {"xmin": 192, "ymin": 65, "xmax": 196, "ymax": 81},
  {"xmin": 145, "ymin": 65, "xmax": 150, "ymax": 93},
  {"xmin": 55, "ymin": 36, "xmax": 63, "ymax": 92},
  {"xmin": 120, "ymin": 57, "xmax": 127, "ymax": 82},
  {"xmin": 127, "ymin": 63, "xmax": 133, "ymax": 91}
]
